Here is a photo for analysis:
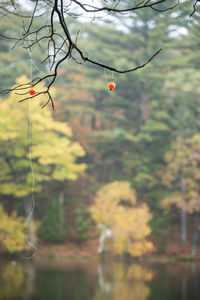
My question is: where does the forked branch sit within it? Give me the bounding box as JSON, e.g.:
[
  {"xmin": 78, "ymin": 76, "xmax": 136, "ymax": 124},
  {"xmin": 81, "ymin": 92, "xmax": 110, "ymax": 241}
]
[{"xmin": 0, "ymin": 0, "xmax": 196, "ymax": 109}]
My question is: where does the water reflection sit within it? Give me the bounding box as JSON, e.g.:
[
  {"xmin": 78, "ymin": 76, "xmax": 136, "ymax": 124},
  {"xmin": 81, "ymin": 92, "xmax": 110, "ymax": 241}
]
[
  {"xmin": 0, "ymin": 259, "xmax": 200, "ymax": 300},
  {"xmin": 33, "ymin": 262, "xmax": 96, "ymax": 300},
  {"xmin": 95, "ymin": 262, "xmax": 154, "ymax": 300},
  {"xmin": 0, "ymin": 262, "xmax": 30, "ymax": 300}
]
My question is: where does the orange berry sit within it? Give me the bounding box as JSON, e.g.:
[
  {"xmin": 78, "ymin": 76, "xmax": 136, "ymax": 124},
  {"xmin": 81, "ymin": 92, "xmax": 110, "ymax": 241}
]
[{"xmin": 108, "ymin": 82, "xmax": 116, "ymax": 90}]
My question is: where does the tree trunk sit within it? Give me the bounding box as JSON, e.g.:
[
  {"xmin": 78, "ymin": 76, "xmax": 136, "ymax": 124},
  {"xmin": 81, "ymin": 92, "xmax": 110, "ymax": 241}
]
[
  {"xmin": 191, "ymin": 212, "xmax": 200, "ymax": 257},
  {"xmin": 97, "ymin": 225, "xmax": 112, "ymax": 254},
  {"xmin": 91, "ymin": 114, "xmax": 96, "ymax": 130},
  {"xmin": 180, "ymin": 175, "xmax": 187, "ymax": 245},
  {"xmin": 140, "ymin": 85, "xmax": 149, "ymax": 127},
  {"xmin": 59, "ymin": 191, "xmax": 65, "ymax": 235},
  {"xmin": 180, "ymin": 209, "xmax": 187, "ymax": 245}
]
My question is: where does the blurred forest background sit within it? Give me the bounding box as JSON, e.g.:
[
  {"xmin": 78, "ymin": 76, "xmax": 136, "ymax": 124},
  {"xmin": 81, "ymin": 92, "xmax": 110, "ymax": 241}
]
[{"xmin": 0, "ymin": 0, "xmax": 200, "ymax": 259}]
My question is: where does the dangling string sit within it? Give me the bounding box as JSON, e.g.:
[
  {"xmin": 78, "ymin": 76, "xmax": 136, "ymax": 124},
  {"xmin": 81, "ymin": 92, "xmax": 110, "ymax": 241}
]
[
  {"xmin": 111, "ymin": 71, "xmax": 114, "ymax": 82},
  {"xmin": 104, "ymin": 68, "xmax": 109, "ymax": 84},
  {"xmin": 82, "ymin": 22, "xmax": 91, "ymax": 59},
  {"xmin": 104, "ymin": 69, "xmax": 115, "ymax": 83},
  {"xmin": 20, "ymin": 26, "xmax": 51, "ymax": 86},
  {"xmin": 24, "ymin": 34, "xmax": 37, "ymax": 260},
  {"xmin": 79, "ymin": 22, "xmax": 115, "ymax": 88},
  {"xmin": 20, "ymin": 18, "xmax": 53, "ymax": 259}
]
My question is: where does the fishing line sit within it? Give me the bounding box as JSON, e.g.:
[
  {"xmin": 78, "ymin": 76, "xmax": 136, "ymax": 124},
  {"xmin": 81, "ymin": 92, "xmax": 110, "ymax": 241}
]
[
  {"xmin": 24, "ymin": 33, "xmax": 37, "ymax": 260},
  {"xmin": 20, "ymin": 16, "xmax": 53, "ymax": 259},
  {"xmin": 104, "ymin": 69, "xmax": 115, "ymax": 84},
  {"xmin": 111, "ymin": 71, "xmax": 114, "ymax": 82},
  {"xmin": 104, "ymin": 68, "xmax": 109, "ymax": 84},
  {"xmin": 78, "ymin": 21, "xmax": 114, "ymax": 89},
  {"xmin": 80, "ymin": 21, "xmax": 92, "ymax": 60}
]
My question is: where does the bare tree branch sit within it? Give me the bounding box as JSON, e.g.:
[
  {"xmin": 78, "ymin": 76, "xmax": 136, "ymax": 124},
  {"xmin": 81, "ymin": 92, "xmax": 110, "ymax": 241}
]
[
  {"xmin": 70, "ymin": 0, "xmax": 180, "ymax": 14},
  {"xmin": 0, "ymin": 0, "xmax": 197, "ymax": 109},
  {"xmin": 190, "ymin": 0, "xmax": 200, "ymax": 17}
]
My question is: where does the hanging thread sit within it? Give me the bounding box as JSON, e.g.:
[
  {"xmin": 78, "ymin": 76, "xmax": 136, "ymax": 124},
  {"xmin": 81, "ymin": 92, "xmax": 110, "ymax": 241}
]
[{"xmin": 24, "ymin": 34, "xmax": 37, "ymax": 260}]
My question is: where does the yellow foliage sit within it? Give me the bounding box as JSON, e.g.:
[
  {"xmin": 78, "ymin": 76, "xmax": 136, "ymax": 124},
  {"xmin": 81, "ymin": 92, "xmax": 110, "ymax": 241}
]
[
  {"xmin": 0, "ymin": 76, "xmax": 86, "ymax": 197},
  {"xmin": 162, "ymin": 135, "xmax": 200, "ymax": 213},
  {"xmin": 90, "ymin": 181, "xmax": 153, "ymax": 257},
  {"xmin": 0, "ymin": 205, "xmax": 26, "ymax": 253},
  {"xmin": 90, "ymin": 181, "xmax": 136, "ymax": 225}
]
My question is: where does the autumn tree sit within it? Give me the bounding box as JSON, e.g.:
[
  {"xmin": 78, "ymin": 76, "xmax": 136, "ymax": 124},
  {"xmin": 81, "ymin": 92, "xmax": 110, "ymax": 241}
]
[
  {"xmin": 0, "ymin": 75, "xmax": 86, "ymax": 249},
  {"xmin": 162, "ymin": 135, "xmax": 200, "ymax": 256},
  {"xmin": 160, "ymin": 68, "xmax": 200, "ymax": 251},
  {"xmin": 90, "ymin": 181, "xmax": 153, "ymax": 257},
  {"xmin": 0, "ymin": 205, "xmax": 26, "ymax": 253},
  {"xmin": 1, "ymin": 0, "xmax": 200, "ymax": 255},
  {"xmin": 0, "ymin": 76, "xmax": 86, "ymax": 196}
]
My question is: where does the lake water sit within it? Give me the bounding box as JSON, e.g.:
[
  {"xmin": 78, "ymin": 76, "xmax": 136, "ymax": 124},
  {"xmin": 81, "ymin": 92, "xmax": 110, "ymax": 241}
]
[{"xmin": 0, "ymin": 258, "xmax": 200, "ymax": 300}]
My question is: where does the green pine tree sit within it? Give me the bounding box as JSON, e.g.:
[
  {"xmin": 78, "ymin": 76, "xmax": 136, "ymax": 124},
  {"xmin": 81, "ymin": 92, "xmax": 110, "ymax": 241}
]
[{"xmin": 39, "ymin": 198, "xmax": 66, "ymax": 242}]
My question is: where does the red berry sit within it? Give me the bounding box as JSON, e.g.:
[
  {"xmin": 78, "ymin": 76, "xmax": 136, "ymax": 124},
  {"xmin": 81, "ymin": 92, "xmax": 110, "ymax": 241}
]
[
  {"xmin": 108, "ymin": 82, "xmax": 116, "ymax": 90},
  {"xmin": 29, "ymin": 87, "xmax": 36, "ymax": 95}
]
